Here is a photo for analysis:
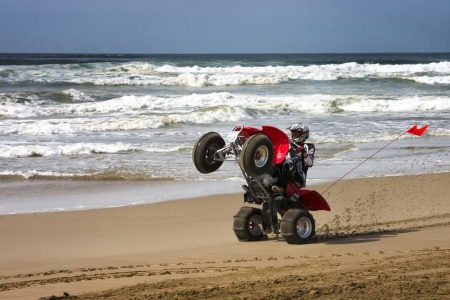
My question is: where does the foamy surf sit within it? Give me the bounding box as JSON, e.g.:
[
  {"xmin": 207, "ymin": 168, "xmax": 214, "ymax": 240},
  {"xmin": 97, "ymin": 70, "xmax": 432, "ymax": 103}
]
[
  {"xmin": 1, "ymin": 61, "xmax": 450, "ymax": 86},
  {"xmin": 0, "ymin": 53, "xmax": 449, "ymax": 190},
  {"xmin": 61, "ymin": 89, "xmax": 95, "ymax": 102},
  {"xmin": 0, "ymin": 170, "xmax": 175, "ymax": 181},
  {"xmin": 0, "ymin": 142, "xmax": 191, "ymax": 157},
  {"xmin": 2, "ymin": 92, "xmax": 449, "ymax": 120}
]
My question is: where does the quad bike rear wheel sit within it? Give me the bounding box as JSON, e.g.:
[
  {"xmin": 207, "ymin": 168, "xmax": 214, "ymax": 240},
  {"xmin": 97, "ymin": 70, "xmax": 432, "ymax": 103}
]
[
  {"xmin": 280, "ymin": 209, "xmax": 315, "ymax": 244},
  {"xmin": 233, "ymin": 206, "xmax": 267, "ymax": 241},
  {"xmin": 239, "ymin": 134, "xmax": 274, "ymax": 177},
  {"xmin": 192, "ymin": 132, "xmax": 226, "ymax": 174}
]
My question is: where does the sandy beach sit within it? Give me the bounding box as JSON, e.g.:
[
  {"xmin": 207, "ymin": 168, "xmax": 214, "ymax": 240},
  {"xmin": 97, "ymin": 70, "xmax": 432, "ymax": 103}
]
[
  {"xmin": 1, "ymin": 1, "xmax": 450, "ymax": 299},
  {"xmin": 0, "ymin": 172, "xmax": 449, "ymax": 299}
]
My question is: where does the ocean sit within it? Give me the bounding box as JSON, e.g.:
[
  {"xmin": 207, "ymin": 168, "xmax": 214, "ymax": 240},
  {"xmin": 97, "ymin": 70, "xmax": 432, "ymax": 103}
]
[{"xmin": 0, "ymin": 53, "xmax": 449, "ymax": 213}]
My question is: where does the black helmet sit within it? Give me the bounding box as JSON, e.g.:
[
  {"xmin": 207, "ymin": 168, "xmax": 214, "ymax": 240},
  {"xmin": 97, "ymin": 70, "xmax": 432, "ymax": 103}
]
[{"xmin": 287, "ymin": 123, "xmax": 309, "ymax": 143}]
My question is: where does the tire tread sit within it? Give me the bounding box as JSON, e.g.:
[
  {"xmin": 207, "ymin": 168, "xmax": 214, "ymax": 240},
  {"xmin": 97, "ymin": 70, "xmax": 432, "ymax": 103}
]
[
  {"xmin": 233, "ymin": 206, "xmax": 266, "ymax": 241},
  {"xmin": 280, "ymin": 209, "xmax": 315, "ymax": 244}
]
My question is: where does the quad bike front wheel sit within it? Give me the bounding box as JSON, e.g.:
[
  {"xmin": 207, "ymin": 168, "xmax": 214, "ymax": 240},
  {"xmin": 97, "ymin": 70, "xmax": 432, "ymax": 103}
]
[
  {"xmin": 233, "ymin": 206, "xmax": 267, "ymax": 241},
  {"xmin": 280, "ymin": 209, "xmax": 315, "ymax": 244},
  {"xmin": 192, "ymin": 132, "xmax": 226, "ymax": 174},
  {"xmin": 239, "ymin": 134, "xmax": 274, "ymax": 177}
]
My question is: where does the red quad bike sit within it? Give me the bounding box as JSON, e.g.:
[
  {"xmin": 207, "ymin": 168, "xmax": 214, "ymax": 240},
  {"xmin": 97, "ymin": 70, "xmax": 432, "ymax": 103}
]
[{"xmin": 192, "ymin": 125, "xmax": 331, "ymax": 244}]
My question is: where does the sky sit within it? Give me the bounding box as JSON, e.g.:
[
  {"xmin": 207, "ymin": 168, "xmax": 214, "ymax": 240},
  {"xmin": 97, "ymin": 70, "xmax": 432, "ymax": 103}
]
[{"xmin": 0, "ymin": 0, "xmax": 449, "ymax": 54}]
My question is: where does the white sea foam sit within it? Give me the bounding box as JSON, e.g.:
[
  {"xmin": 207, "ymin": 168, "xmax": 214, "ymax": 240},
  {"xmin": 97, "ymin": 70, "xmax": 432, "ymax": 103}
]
[
  {"xmin": 0, "ymin": 102, "xmax": 40, "ymax": 118},
  {"xmin": 314, "ymin": 126, "xmax": 450, "ymax": 144},
  {"xmin": 141, "ymin": 144, "xmax": 191, "ymax": 153},
  {"xmin": 0, "ymin": 169, "xmax": 176, "ymax": 181},
  {"xmin": 314, "ymin": 132, "xmax": 411, "ymax": 144},
  {"xmin": 61, "ymin": 89, "xmax": 95, "ymax": 102},
  {"xmin": 165, "ymin": 61, "xmax": 450, "ymax": 86},
  {"xmin": 98, "ymin": 93, "xmax": 450, "ymax": 115},
  {"xmin": 0, "ymin": 170, "xmax": 84, "ymax": 179},
  {"xmin": 429, "ymin": 128, "xmax": 450, "ymax": 137},
  {"xmin": 160, "ymin": 106, "xmax": 253, "ymax": 125},
  {"xmin": 0, "ymin": 117, "xmax": 164, "ymax": 135},
  {"xmin": 408, "ymin": 76, "xmax": 450, "ymax": 85},
  {"xmin": 0, "ymin": 106, "xmax": 255, "ymax": 135},
  {"xmin": 1, "ymin": 55, "xmax": 448, "ymax": 196},
  {"xmin": 2, "ymin": 92, "xmax": 449, "ymax": 120},
  {"xmin": 0, "ymin": 142, "xmax": 191, "ymax": 158},
  {"xmin": 0, "ymin": 93, "xmax": 48, "ymax": 118},
  {"xmin": 1, "ymin": 93, "xmax": 449, "ymax": 135},
  {"xmin": 0, "ymin": 142, "xmax": 138, "ymax": 158},
  {"xmin": 334, "ymin": 95, "xmax": 450, "ymax": 112},
  {"xmin": 116, "ymin": 62, "xmax": 159, "ymax": 75},
  {"xmin": 2, "ymin": 61, "xmax": 450, "ymax": 86}
]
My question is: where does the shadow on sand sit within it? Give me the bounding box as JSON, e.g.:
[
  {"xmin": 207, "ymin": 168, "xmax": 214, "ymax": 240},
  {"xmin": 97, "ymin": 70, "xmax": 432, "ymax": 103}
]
[
  {"xmin": 318, "ymin": 228, "xmax": 418, "ymax": 245},
  {"xmin": 262, "ymin": 228, "xmax": 419, "ymax": 245}
]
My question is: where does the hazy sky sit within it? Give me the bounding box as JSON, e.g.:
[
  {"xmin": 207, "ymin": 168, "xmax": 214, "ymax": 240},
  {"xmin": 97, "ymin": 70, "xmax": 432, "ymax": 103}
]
[{"xmin": 1, "ymin": 0, "xmax": 449, "ymax": 53}]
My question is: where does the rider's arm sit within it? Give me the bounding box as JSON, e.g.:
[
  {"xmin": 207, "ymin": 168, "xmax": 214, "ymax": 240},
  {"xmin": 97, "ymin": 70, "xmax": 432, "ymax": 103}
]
[{"xmin": 303, "ymin": 144, "xmax": 315, "ymax": 167}]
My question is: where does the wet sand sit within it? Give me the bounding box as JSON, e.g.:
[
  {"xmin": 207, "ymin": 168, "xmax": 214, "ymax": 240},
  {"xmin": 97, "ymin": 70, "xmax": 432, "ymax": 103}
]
[{"xmin": 0, "ymin": 172, "xmax": 449, "ymax": 299}]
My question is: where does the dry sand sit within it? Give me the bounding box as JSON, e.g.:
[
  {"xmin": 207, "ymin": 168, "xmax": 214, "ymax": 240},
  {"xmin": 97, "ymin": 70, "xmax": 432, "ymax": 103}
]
[{"xmin": 0, "ymin": 172, "xmax": 449, "ymax": 299}]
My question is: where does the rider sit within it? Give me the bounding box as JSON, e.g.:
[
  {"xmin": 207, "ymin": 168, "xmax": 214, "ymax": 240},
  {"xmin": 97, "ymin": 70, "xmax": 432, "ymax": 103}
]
[{"xmin": 273, "ymin": 123, "xmax": 315, "ymax": 192}]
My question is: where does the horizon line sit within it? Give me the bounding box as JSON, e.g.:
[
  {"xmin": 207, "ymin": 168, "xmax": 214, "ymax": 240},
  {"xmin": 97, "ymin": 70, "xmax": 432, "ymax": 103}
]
[{"xmin": 1, "ymin": 51, "xmax": 450, "ymax": 56}]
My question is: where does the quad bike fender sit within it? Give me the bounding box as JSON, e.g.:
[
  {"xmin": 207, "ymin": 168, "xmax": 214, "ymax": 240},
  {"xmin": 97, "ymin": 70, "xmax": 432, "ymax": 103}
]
[
  {"xmin": 286, "ymin": 182, "xmax": 331, "ymax": 211},
  {"xmin": 238, "ymin": 126, "xmax": 262, "ymax": 138},
  {"xmin": 261, "ymin": 126, "xmax": 290, "ymax": 164},
  {"xmin": 237, "ymin": 125, "xmax": 290, "ymax": 165},
  {"xmin": 300, "ymin": 189, "xmax": 331, "ymax": 211}
]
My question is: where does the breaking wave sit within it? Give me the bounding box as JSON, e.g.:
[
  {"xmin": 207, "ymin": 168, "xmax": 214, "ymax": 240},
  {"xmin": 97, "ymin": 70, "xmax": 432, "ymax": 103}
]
[
  {"xmin": 407, "ymin": 75, "xmax": 450, "ymax": 85},
  {"xmin": 314, "ymin": 129, "xmax": 450, "ymax": 144},
  {"xmin": 1, "ymin": 92, "xmax": 449, "ymax": 135},
  {"xmin": 60, "ymin": 89, "xmax": 95, "ymax": 102},
  {"xmin": 0, "ymin": 170, "xmax": 174, "ymax": 181},
  {"xmin": 1, "ymin": 61, "xmax": 449, "ymax": 86},
  {"xmin": 2, "ymin": 92, "xmax": 449, "ymax": 118},
  {"xmin": 0, "ymin": 142, "xmax": 191, "ymax": 157},
  {"xmin": 0, "ymin": 108, "xmax": 252, "ymax": 135},
  {"xmin": 2, "ymin": 54, "xmax": 449, "ymax": 196}
]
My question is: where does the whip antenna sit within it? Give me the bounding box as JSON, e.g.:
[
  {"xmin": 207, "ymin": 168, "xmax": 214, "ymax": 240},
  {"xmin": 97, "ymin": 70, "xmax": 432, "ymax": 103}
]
[{"xmin": 321, "ymin": 124, "xmax": 429, "ymax": 195}]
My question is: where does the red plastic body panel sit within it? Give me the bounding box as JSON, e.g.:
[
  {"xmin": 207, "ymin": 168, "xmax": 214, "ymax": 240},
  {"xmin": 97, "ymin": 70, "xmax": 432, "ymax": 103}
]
[
  {"xmin": 239, "ymin": 126, "xmax": 262, "ymax": 138},
  {"xmin": 261, "ymin": 126, "xmax": 290, "ymax": 164},
  {"xmin": 239, "ymin": 125, "xmax": 290, "ymax": 165},
  {"xmin": 286, "ymin": 182, "xmax": 331, "ymax": 211}
]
